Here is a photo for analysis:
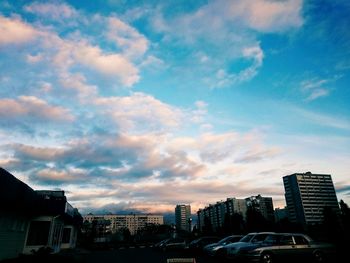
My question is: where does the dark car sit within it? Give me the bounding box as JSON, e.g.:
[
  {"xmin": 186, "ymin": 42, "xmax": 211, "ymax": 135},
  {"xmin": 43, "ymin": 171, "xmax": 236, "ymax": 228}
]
[
  {"xmin": 156, "ymin": 237, "xmax": 187, "ymax": 251},
  {"xmin": 203, "ymin": 235, "xmax": 244, "ymax": 256},
  {"xmin": 188, "ymin": 236, "xmax": 220, "ymax": 252},
  {"xmin": 239, "ymin": 233, "xmax": 336, "ymax": 263}
]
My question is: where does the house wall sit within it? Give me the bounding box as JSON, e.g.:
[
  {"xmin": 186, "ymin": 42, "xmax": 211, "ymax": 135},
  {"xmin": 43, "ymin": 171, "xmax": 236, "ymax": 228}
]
[
  {"xmin": 22, "ymin": 216, "xmax": 64, "ymax": 254},
  {"xmin": 0, "ymin": 215, "xmax": 30, "ymax": 261},
  {"xmin": 60, "ymin": 225, "xmax": 77, "ymax": 249}
]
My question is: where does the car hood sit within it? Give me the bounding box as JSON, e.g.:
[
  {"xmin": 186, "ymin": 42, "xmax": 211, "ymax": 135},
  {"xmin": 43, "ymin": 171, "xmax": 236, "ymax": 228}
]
[
  {"xmin": 204, "ymin": 243, "xmax": 219, "ymax": 249},
  {"xmin": 224, "ymin": 242, "xmax": 249, "ymax": 249}
]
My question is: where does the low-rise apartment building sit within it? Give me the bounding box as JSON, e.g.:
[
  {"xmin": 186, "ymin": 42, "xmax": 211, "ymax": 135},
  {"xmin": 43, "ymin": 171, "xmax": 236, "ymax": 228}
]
[{"xmin": 83, "ymin": 214, "xmax": 164, "ymax": 235}]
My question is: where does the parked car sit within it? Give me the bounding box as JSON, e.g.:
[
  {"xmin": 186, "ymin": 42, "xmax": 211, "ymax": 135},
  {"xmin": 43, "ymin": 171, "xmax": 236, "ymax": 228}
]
[
  {"xmin": 154, "ymin": 238, "xmax": 170, "ymax": 249},
  {"xmin": 203, "ymin": 235, "xmax": 244, "ymax": 256},
  {"xmin": 239, "ymin": 233, "xmax": 336, "ymax": 263},
  {"xmin": 188, "ymin": 236, "xmax": 220, "ymax": 252},
  {"xmin": 219, "ymin": 232, "xmax": 276, "ymax": 259},
  {"xmin": 156, "ymin": 237, "xmax": 187, "ymax": 251}
]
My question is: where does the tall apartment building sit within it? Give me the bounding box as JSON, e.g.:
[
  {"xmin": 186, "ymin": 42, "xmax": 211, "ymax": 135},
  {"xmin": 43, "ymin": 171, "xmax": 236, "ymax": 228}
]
[
  {"xmin": 83, "ymin": 214, "xmax": 164, "ymax": 235},
  {"xmin": 175, "ymin": 204, "xmax": 191, "ymax": 232},
  {"xmin": 283, "ymin": 172, "xmax": 340, "ymax": 226},
  {"xmin": 197, "ymin": 198, "xmax": 247, "ymax": 232},
  {"xmin": 245, "ymin": 195, "xmax": 275, "ymax": 222}
]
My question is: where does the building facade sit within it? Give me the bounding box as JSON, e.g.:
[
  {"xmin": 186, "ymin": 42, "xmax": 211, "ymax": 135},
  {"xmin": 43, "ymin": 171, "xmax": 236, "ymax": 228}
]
[
  {"xmin": 197, "ymin": 198, "xmax": 247, "ymax": 232},
  {"xmin": 83, "ymin": 214, "xmax": 164, "ymax": 235},
  {"xmin": 175, "ymin": 204, "xmax": 191, "ymax": 232},
  {"xmin": 274, "ymin": 207, "xmax": 289, "ymax": 222},
  {"xmin": 283, "ymin": 172, "xmax": 340, "ymax": 226}
]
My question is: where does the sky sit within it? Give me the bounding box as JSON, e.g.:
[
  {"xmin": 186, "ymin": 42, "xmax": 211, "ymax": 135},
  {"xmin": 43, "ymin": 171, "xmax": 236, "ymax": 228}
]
[{"xmin": 0, "ymin": 0, "xmax": 349, "ymax": 215}]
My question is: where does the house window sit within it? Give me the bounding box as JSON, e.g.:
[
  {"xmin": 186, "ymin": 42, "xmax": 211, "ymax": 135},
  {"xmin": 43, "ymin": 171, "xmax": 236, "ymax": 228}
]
[
  {"xmin": 62, "ymin": 228, "xmax": 72, "ymax": 244},
  {"xmin": 26, "ymin": 221, "xmax": 51, "ymax": 246}
]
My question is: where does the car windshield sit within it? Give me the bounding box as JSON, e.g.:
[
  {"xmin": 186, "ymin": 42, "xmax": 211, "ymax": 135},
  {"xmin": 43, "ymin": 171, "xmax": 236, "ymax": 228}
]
[
  {"xmin": 240, "ymin": 234, "xmax": 255, "ymax": 242},
  {"xmin": 169, "ymin": 238, "xmax": 184, "ymax": 243},
  {"xmin": 218, "ymin": 236, "xmax": 232, "ymax": 244}
]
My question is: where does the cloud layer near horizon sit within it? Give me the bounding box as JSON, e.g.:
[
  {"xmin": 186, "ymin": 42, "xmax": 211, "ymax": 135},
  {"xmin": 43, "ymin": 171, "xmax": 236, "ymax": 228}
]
[{"xmin": 1, "ymin": 0, "xmax": 350, "ymax": 214}]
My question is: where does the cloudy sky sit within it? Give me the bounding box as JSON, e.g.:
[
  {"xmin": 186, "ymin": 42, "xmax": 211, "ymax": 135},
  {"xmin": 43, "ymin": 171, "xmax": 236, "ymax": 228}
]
[{"xmin": 0, "ymin": 0, "xmax": 349, "ymax": 215}]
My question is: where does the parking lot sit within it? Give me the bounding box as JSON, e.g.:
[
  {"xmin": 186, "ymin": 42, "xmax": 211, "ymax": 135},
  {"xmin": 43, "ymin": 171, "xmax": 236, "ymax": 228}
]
[
  {"xmin": 2, "ymin": 245, "xmax": 343, "ymax": 263},
  {"xmin": 80, "ymin": 247, "xmax": 218, "ymax": 263}
]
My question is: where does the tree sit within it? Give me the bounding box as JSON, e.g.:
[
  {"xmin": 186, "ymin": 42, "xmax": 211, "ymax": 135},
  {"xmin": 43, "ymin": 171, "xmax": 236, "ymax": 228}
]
[
  {"xmin": 202, "ymin": 216, "xmax": 213, "ymax": 235},
  {"xmin": 246, "ymin": 206, "xmax": 268, "ymax": 232},
  {"xmin": 321, "ymin": 206, "xmax": 341, "ymax": 244}
]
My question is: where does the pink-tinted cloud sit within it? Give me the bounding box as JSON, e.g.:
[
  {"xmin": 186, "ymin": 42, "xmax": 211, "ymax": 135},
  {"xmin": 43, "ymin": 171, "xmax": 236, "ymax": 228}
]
[
  {"xmin": 94, "ymin": 93, "xmax": 184, "ymax": 131},
  {"xmin": 0, "ymin": 96, "xmax": 74, "ymax": 122},
  {"xmin": 0, "ymin": 16, "xmax": 38, "ymax": 45},
  {"xmin": 107, "ymin": 17, "xmax": 149, "ymax": 59},
  {"xmin": 24, "ymin": 2, "xmax": 78, "ymax": 20}
]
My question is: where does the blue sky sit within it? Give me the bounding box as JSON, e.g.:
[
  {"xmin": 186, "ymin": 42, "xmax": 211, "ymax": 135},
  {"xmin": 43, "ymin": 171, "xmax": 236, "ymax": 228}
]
[{"xmin": 0, "ymin": 0, "xmax": 349, "ymax": 214}]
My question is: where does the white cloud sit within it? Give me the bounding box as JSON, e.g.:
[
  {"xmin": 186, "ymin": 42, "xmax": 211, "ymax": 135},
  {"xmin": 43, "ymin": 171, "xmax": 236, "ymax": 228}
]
[
  {"xmin": 36, "ymin": 168, "xmax": 86, "ymax": 183},
  {"xmin": 191, "ymin": 101, "xmax": 208, "ymax": 123},
  {"xmin": 107, "ymin": 17, "xmax": 149, "ymax": 59},
  {"xmin": 26, "ymin": 53, "xmax": 44, "ymax": 63},
  {"xmin": 59, "ymin": 73, "xmax": 98, "ymax": 100},
  {"xmin": 93, "ymin": 93, "xmax": 184, "ymax": 131},
  {"xmin": 237, "ymin": 0, "xmax": 304, "ymax": 32},
  {"xmin": 1, "ymin": 13, "xmax": 143, "ymax": 88},
  {"xmin": 0, "ymin": 16, "xmax": 38, "ymax": 45},
  {"xmin": 24, "ymin": 2, "xmax": 78, "ymax": 20},
  {"xmin": 151, "ymin": 0, "xmax": 302, "ymax": 88},
  {"xmin": 306, "ymin": 88, "xmax": 330, "ymax": 101},
  {"xmin": 73, "ymin": 44, "xmax": 139, "ymax": 86},
  {"xmin": 213, "ymin": 44, "xmax": 264, "ymax": 88},
  {"xmin": 139, "ymin": 55, "xmax": 165, "ymax": 69}
]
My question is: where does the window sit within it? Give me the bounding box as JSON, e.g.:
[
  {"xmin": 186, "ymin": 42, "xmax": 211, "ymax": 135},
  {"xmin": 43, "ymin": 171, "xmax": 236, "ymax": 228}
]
[
  {"xmin": 240, "ymin": 234, "xmax": 254, "ymax": 242},
  {"xmin": 293, "ymin": 235, "xmax": 309, "ymax": 245},
  {"xmin": 264, "ymin": 234, "xmax": 279, "ymax": 245},
  {"xmin": 26, "ymin": 221, "xmax": 50, "ymax": 246},
  {"xmin": 280, "ymin": 236, "xmax": 294, "ymax": 245},
  {"xmin": 252, "ymin": 234, "xmax": 268, "ymax": 243}
]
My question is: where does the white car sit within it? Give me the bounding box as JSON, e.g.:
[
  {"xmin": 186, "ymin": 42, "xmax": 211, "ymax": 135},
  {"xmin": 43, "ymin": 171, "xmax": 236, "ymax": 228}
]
[
  {"xmin": 221, "ymin": 232, "xmax": 276, "ymax": 259},
  {"xmin": 203, "ymin": 235, "xmax": 243, "ymax": 256}
]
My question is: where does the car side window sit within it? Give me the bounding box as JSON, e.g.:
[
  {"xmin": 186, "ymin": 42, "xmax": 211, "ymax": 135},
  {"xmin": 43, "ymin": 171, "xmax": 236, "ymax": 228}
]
[
  {"xmin": 252, "ymin": 234, "xmax": 268, "ymax": 243},
  {"xmin": 280, "ymin": 236, "xmax": 294, "ymax": 245},
  {"xmin": 293, "ymin": 236, "xmax": 309, "ymax": 245},
  {"xmin": 264, "ymin": 235, "xmax": 279, "ymax": 245}
]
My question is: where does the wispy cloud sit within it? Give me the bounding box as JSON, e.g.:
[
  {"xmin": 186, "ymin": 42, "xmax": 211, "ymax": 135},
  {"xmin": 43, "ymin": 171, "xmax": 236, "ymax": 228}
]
[
  {"xmin": 300, "ymin": 75, "xmax": 342, "ymax": 101},
  {"xmin": 151, "ymin": 0, "xmax": 303, "ymax": 88},
  {"xmin": 293, "ymin": 107, "xmax": 350, "ymax": 131},
  {"xmin": 24, "ymin": 2, "xmax": 78, "ymax": 20}
]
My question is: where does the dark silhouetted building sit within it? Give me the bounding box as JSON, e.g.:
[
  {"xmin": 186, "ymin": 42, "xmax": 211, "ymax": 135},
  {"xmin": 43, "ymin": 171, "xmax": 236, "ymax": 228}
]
[
  {"xmin": 197, "ymin": 198, "xmax": 247, "ymax": 232},
  {"xmin": 274, "ymin": 207, "xmax": 289, "ymax": 222},
  {"xmin": 175, "ymin": 204, "xmax": 191, "ymax": 232},
  {"xmin": 246, "ymin": 195, "xmax": 275, "ymax": 222},
  {"xmin": 0, "ymin": 167, "xmax": 82, "ymax": 260}
]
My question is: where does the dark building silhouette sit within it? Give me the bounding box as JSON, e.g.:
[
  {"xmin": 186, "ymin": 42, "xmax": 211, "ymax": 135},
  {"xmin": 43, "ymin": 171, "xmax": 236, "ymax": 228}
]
[
  {"xmin": 175, "ymin": 204, "xmax": 191, "ymax": 232},
  {"xmin": 197, "ymin": 198, "xmax": 247, "ymax": 232},
  {"xmin": 0, "ymin": 167, "xmax": 82, "ymax": 260},
  {"xmin": 283, "ymin": 172, "xmax": 340, "ymax": 226},
  {"xmin": 245, "ymin": 195, "xmax": 275, "ymax": 223}
]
